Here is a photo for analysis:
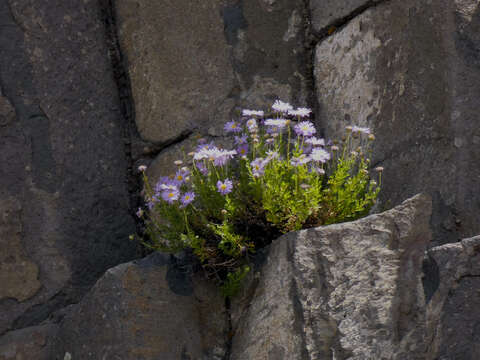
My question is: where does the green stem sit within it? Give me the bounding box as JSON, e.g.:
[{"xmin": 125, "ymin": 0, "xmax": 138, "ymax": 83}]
[
  {"xmin": 287, "ymin": 125, "xmax": 291, "ymax": 162},
  {"xmin": 342, "ymin": 133, "xmax": 351, "ymax": 160}
]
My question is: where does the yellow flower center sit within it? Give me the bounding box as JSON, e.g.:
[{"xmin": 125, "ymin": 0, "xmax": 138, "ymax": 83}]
[
  {"xmin": 221, "ymin": 184, "xmax": 227, "ymax": 190},
  {"xmin": 168, "ymin": 193, "xmax": 175, "ymax": 198},
  {"xmin": 185, "ymin": 195, "xmax": 190, "ymax": 200}
]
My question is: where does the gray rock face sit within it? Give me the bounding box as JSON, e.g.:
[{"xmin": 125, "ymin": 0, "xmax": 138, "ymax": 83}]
[
  {"xmin": 54, "ymin": 253, "xmax": 228, "ymax": 360},
  {"xmin": 230, "ymin": 194, "xmax": 432, "ymax": 359},
  {"xmin": 0, "ymin": 0, "xmax": 137, "ymax": 333},
  {"xmin": 309, "ymin": 0, "xmax": 382, "ymax": 33},
  {"xmin": 115, "ymin": 0, "xmax": 308, "ymax": 145},
  {"xmin": 425, "ymin": 236, "xmax": 480, "ymax": 359},
  {"xmin": 314, "ymin": 0, "xmax": 480, "ymax": 244}
]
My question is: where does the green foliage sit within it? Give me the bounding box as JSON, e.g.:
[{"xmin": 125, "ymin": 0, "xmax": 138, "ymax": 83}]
[
  {"xmin": 136, "ymin": 103, "xmax": 383, "ymax": 297},
  {"xmin": 220, "ymin": 265, "xmax": 250, "ymax": 298}
]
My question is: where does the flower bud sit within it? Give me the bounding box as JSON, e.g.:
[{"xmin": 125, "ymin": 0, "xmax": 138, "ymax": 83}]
[
  {"xmin": 375, "ymin": 166, "xmax": 384, "ymax": 172},
  {"xmin": 174, "ymin": 160, "xmax": 183, "ymax": 166},
  {"xmin": 346, "ymin": 126, "xmax": 353, "ymax": 132},
  {"xmin": 331, "ymin": 145, "xmax": 339, "ymax": 151},
  {"xmin": 138, "ymin": 165, "xmax": 147, "ymax": 172},
  {"xmin": 368, "ymin": 134, "xmax": 375, "ymax": 141}
]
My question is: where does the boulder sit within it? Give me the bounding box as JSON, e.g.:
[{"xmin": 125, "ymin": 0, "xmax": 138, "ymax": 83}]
[
  {"xmin": 0, "ymin": 0, "xmax": 137, "ymax": 333},
  {"xmin": 230, "ymin": 194, "xmax": 432, "ymax": 359},
  {"xmin": 425, "ymin": 235, "xmax": 480, "ymax": 359},
  {"xmin": 114, "ymin": 0, "xmax": 308, "ymax": 145},
  {"xmin": 313, "ymin": 0, "xmax": 480, "ymax": 244},
  {"xmin": 54, "ymin": 253, "xmax": 228, "ymax": 360}
]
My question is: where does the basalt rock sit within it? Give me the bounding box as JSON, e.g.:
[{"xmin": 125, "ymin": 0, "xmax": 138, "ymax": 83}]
[
  {"xmin": 314, "ymin": 0, "xmax": 480, "ymax": 245},
  {"xmin": 425, "ymin": 235, "xmax": 480, "ymax": 359},
  {"xmin": 114, "ymin": 0, "xmax": 308, "ymax": 147},
  {"xmin": 0, "ymin": 324, "xmax": 57, "ymax": 360},
  {"xmin": 53, "ymin": 253, "xmax": 228, "ymax": 360},
  {"xmin": 0, "ymin": 0, "xmax": 137, "ymax": 334},
  {"xmin": 230, "ymin": 194, "xmax": 432, "ymax": 359}
]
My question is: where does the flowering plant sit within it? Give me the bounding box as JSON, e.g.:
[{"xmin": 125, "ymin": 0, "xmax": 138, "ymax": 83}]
[{"xmin": 138, "ymin": 100, "xmax": 382, "ymax": 296}]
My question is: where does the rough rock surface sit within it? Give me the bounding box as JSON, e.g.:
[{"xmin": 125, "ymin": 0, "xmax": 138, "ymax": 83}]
[
  {"xmin": 0, "ymin": 197, "xmax": 41, "ymax": 303},
  {"xmin": 230, "ymin": 194, "xmax": 432, "ymax": 360},
  {"xmin": 0, "ymin": 324, "xmax": 57, "ymax": 360},
  {"xmin": 309, "ymin": 0, "xmax": 382, "ymax": 33},
  {"xmin": 115, "ymin": 0, "xmax": 308, "ymax": 145},
  {"xmin": 54, "ymin": 253, "xmax": 228, "ymax": 360},
  {"xmin": 0, "ymin": 0, "xmax": 137, "ymax": 334},
  {"xmin": 425, "ymin": 235, "xmax": 480, "ymax": 359},
  {"xmin": 314, "ymin": 0, "xmax": 480, "ymax": 245}
]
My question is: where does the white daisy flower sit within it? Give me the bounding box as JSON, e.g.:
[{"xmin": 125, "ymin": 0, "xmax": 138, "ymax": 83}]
[{"xmin": 272, "ymin": 100, "xmax": 293, "ymax": 113}]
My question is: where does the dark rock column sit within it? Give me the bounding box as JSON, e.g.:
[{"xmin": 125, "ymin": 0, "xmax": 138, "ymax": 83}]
[
  {"xmin": 0, "ymin": 0, "xmax": 138, "ymax": 334},
  {"xmin": 113, "ymin": 0, "xmax": 309, "ymax": 183},
  {"xmin": 313, "ymin": 0, "xmax": 480, "ymax": 245}
]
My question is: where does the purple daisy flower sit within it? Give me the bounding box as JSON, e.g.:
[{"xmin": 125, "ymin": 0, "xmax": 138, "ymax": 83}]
[
  {"xmin": 234, "ymin": 134, "xmax": 248, "ymax": 145},
  {"xmin": 161, "ymin": 188, "xmax": 180, "ymax": 204},
  {"xmin": 195, "ymin": 161, "xmax": 208, "ymax": 175},
  {"xmin": 217, "ymin": 179, "xmax": 233, "ymax": 195},
  {"xmin": 352, "ymin": 126, "xmax": 371, "ymax": 135},
  {"xmin": 180, "ymin": 192, "xmax": 195, "ymax": 208},
  {"xmin": 237, "ymin": 144, "xmax": 249, "ymax": 158},
  {"xmin": 311, "ymin": 166, "xmax": 326, "ymax": 175},
  {"xmin": 214, "ymin": 149, "xmax": 237, "ymax": 167},
  {"xmin": 264, "ymin": 118, "xmax": 288, "ymax": 128},
  {"xmin": 288, "ymin": 107, "xmax": 312, "ymax": 118},
  {"xmin": 147, "ymin": 196, "xmax": 159, "ymax": 210},
  {"xmin": 251, "ymin": 158, "xmax": 266, "ymax": 177},
  {"xmin": 310, "ymin": 148, "xmax": 331, "ymax": 163},
  {"xmin": 290, "ymin": 154, "xmax": 311, "ymax": 167},
  {"xmin": 174, "ymin": 168, "xmax": 190, "ymax": 184},
  {"xmin": 272, "ymin": 100, "xmax": 293, "ymax": 113},
  {"xmin": 224, "ymin": 120, "xmax": 242, "ymax": 133},
  {"xmin": 242, "ymin": 109, "xmax": 264, "ymax": 117},
  {"xmin": 265, "ymin": 125, "xmax": 285, "ymax": 135},
  {"xmin": 305, "ymin": 137, "xmax": 325, "ymax": 146},
  {"xmin": 303, "ymin": 143, "xmax": 313, "ymax": 154},
  {"xmin": 265, "ymin": 150, "xmax": 280, "ymax": 162},
  {"xmin": 294, "ymin": 121, "xmax": 316, "ymax": 137},
  {"xmin": 246, "ymin": 118, "xmax": 258, "ymax": 132},
  {"xmin": 155, "ymin": 177, "xmax": 178, "ymax": 196}
]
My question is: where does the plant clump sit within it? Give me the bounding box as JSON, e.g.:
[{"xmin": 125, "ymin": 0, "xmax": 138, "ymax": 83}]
[{"xmin": 136, "ymin": 100, "xmax": 382, "ymax": 296}]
